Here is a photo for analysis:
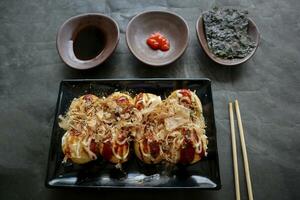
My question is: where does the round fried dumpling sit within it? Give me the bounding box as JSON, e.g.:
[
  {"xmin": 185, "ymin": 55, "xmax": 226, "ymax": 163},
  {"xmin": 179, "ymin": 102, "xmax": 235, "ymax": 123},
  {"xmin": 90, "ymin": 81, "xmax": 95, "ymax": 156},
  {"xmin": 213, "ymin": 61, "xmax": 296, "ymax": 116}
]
[
  {"xmin": 103, "ymin": 92, "xmax": 134, "ymax": 122},
  {"xmin": 133, "ymin": 93, "xmax": 163, "ymax": 164},
  {"xmin": 134, "ymin": 93, "xmax": 162, "ymax": 114},
  {"xmin": 69, "ymin": 94, "xmax": 100, "ymax": 113},
  {"xmin": 134, "ymin": 123, "xmax": 164, "ymax": 164},
  {"xmin": 61, "ymin": 129, "xmax": 98, "ymax": 164},
  {"xmin": 162, "ymin": 124, "xmax": 208, "ymax": 164},
  {"xmin": 97, "ymin": 92, "xmax": 133, "ymax": 164},
  {"xmin": 106, "ymin": 92, "xmax": 133, "ymax": 109},
  {"xmin": 98, "ymin": 127, "xmax": 130, "ymax": 164},
  {"xmin": 59, "ymin": 94, "xmax": 100, "ymax": 131},
  {"xmin": 167, "ymin": 89, "xmax": 203, "ymax": 123}
]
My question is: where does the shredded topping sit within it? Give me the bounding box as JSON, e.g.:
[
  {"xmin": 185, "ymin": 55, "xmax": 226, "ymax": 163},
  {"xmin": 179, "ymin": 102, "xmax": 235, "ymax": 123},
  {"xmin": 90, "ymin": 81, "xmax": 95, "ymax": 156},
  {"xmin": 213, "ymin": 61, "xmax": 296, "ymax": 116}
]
[{"xmin": 59, "ymin": 90, "xmax": 208, "ymax": 165}]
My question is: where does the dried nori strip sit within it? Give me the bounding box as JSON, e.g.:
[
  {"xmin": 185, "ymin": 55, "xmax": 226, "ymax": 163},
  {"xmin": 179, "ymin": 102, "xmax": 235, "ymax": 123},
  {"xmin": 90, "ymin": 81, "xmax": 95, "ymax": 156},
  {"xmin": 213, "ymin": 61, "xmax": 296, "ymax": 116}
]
[{"xmin": 203, "ymin": 7, "xmax": 256, "ymax": 59}]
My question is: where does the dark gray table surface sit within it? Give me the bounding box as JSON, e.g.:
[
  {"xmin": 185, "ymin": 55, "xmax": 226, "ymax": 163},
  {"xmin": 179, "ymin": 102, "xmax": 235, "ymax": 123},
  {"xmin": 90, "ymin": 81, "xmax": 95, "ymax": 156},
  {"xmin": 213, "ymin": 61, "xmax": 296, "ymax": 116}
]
[{"xmin": 0, "ymin": 0, "xmax": 299, "ymax": 199}]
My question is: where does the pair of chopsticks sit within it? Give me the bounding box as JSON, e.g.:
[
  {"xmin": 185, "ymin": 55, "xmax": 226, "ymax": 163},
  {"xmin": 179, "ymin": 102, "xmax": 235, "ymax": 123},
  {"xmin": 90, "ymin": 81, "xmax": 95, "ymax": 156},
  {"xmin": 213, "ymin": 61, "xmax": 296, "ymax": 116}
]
[{"xmin": 229, "ymin": 100, "xmax": 254, "ymax": 200}]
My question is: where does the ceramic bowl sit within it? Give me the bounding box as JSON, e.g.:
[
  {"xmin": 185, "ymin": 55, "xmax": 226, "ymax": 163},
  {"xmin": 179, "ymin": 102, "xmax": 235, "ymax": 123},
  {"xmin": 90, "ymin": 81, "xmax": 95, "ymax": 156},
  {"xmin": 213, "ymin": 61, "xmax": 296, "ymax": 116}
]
[
  {"xmin": 196, "ymin": 14, "xmax": 260, "ymax": 66},
  {"xmin": 57, "ymin": 13, "xmax": 119, "ymax": 70},
  {"xmin": 126, "ymin": 11, "xmax": 189, "ymax": 66}
]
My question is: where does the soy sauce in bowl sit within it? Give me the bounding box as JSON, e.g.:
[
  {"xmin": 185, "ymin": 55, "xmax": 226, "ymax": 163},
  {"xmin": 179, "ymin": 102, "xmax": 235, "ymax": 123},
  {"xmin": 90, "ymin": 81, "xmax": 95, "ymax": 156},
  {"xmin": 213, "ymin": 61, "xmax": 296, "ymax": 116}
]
[
  {"xmin": 73, "ymin": 26, "xmax": 106, "ymax": 60},
  {"xmin": 57, "ymin": 13, "xmax": 119, "ymax": 70}
]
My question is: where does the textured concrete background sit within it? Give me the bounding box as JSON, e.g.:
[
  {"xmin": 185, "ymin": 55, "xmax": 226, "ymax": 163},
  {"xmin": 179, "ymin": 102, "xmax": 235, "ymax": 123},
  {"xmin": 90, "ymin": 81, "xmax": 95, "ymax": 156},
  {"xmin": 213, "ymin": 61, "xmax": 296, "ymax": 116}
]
[{"xmin": 0, "ymin": 0, "xmax": 299, "ymax": 199}]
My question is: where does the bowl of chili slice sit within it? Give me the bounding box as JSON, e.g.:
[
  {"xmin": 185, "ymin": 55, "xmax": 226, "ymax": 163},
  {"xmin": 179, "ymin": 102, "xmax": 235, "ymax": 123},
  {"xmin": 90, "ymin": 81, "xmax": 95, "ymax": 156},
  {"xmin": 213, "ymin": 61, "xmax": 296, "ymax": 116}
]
[{"xmin": 126, "ymin": 10, "xmax": 189, "ymax": 66}]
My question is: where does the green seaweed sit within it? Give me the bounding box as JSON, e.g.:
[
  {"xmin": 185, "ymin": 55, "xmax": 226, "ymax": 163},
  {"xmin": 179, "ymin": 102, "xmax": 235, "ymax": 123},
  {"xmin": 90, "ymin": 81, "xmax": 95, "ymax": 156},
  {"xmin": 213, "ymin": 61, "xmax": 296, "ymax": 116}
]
[{"xmin": 203, "ymin": 7, "xmax": 256, "ymax": 59}]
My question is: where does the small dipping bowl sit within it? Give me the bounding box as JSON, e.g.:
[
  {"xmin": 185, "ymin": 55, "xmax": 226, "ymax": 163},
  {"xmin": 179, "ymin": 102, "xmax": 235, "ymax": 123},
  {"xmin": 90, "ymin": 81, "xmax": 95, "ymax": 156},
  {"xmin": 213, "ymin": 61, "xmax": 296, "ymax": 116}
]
[
  {"xmin": 196, "ymin": 14, "xmax": 260, "ymax": 66},
  {"xmin": 126, "ymin": 10, "xmax": 189, "ymax": 66},
  {"xmin": 57, "ymin": 13, "xmax": 119, "ymax": 70}
]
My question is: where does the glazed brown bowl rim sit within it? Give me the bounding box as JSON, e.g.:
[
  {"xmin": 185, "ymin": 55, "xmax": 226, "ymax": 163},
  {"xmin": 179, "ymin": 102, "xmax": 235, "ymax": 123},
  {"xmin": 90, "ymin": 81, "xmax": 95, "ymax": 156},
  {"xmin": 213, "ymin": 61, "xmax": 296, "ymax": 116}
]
[
  {"xmin": 126, "ymin": 10, "xmax": 190, "ymax": 67},
  {"xmin": 56, "ymin": 13, "xmax": 119, "ymax": 70}
]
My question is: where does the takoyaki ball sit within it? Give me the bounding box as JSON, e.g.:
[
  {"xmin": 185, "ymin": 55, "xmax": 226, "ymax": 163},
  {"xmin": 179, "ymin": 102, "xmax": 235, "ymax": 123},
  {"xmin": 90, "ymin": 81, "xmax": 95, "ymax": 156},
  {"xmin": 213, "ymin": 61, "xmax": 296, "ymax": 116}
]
[
  {"xmin": 59, "ymin": 94, "xmax": 100, "ymax": 131},
  {"xmin": 167, "ymin": 89, "xmax": 203, "ymax": 122},
  {"xmin": 163, "ymin": 125, "xmax": 207, "ymax": 164},
  {"xmin": 98, "ymin": 127, "xmax": 130, "ymax": 164},
  {"xmin": 69, "ymin": 94, "xmax": 100, "ymax": 112},
  {"xmin": 134, "ymin": 125, "xmax": 164, "ymax": 164},
  {"xmin": 61, "ymin": 129, "xmax": 98, "ymax": 164},
  {"xmin": 134, "ymin": 93, "xmax": 162, "ymax": 114},
  {"xmin": 104, "ymin": 92, "xmax": 134, "ymax": 121}
]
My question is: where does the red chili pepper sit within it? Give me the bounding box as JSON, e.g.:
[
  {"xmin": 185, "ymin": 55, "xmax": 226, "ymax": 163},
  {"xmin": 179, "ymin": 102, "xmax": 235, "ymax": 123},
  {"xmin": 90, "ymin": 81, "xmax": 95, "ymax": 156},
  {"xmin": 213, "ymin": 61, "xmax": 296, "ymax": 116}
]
[
  {"xmin": 146, "ymin": 32, "xmax": 170, "ymax": 51},
  {"xmin": 147, "ymin": 38, "xmax": 159, "ymax": 50}
]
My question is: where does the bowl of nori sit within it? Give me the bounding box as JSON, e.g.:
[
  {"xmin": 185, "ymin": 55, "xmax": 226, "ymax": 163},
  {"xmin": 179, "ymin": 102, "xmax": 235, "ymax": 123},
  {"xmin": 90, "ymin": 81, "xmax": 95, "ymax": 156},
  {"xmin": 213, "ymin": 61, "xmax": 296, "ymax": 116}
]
[{"xmin": 196, "ymin": 8, "xmax": 260, "ymax": 66}]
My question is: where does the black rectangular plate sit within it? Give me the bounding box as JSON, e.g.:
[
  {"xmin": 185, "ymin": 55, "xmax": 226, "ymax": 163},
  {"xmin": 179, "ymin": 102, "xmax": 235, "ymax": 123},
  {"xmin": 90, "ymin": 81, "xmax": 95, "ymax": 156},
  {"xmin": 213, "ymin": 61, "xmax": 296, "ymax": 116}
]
[{"xmin": 46, "ymin": 78, "xmax": 221, "ymax": 189}]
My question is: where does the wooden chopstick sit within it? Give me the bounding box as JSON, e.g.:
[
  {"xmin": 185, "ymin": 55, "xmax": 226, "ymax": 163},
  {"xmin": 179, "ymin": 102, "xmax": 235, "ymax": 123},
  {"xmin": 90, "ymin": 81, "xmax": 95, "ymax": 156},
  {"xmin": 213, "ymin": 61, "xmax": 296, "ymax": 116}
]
[
  {"xmin": 235, "ymin": 100, "xmax": 254, "ymax": 200},
  {"xmin": 229, "ymin": 102, "xmax": 241, "ymax": 200}
]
